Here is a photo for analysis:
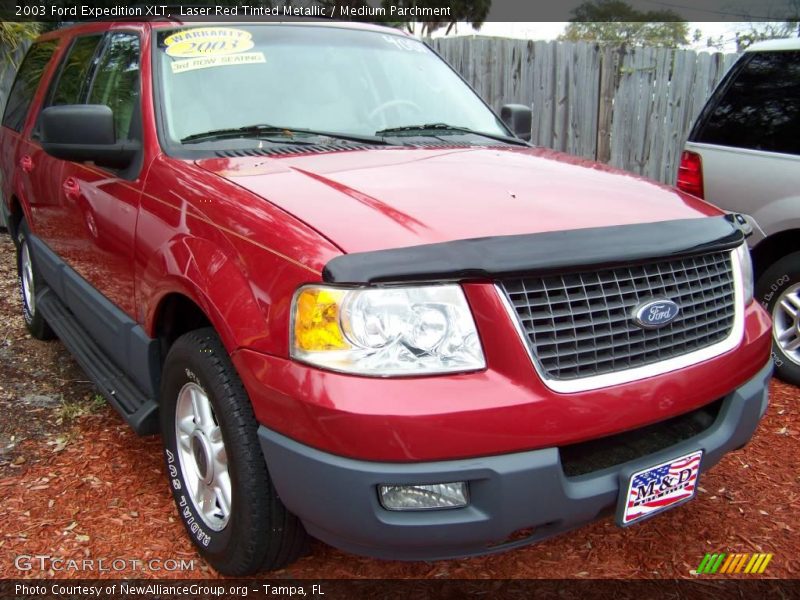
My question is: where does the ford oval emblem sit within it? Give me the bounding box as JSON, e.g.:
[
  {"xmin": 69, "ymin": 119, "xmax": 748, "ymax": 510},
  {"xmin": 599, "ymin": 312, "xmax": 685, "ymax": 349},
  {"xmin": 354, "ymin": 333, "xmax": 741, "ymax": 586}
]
[{"xmin": 632, "ymin": 299, "xmax": 680, "ymax": 329}]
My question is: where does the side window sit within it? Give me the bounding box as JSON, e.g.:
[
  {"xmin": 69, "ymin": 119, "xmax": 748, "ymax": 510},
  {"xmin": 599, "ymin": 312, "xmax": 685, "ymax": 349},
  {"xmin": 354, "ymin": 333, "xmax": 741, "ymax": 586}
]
[
  {"xmin": 46, "ymin": 35, "xmax": 104, "ymax": 107},
  {"xmin": 86, "ymin": 33, "xmax": 140, "ymax": 141},
  {"xmin": 1, "ymin": 40, "xmax": 58, "ymax": 132},
  {"xmin": 694, "ymin": 51, "xmax": 800, "ymax": 155}
]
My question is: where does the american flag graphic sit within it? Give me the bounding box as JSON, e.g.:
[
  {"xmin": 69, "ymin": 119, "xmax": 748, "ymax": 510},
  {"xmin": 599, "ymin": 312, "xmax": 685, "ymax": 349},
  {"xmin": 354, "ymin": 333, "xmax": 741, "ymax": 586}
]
[{"xmin": 622, "ymin": 451, "xmax": 702, "ymax": 524}]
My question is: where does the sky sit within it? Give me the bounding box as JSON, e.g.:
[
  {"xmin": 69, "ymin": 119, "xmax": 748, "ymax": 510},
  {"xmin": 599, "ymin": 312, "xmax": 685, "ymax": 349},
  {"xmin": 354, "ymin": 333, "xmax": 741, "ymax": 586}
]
[
  {"xmin": 474, "ymin": 0, "xmax": 798, "ymax": 24},
  {"xmin": 427, "ymin": 22, "xmax": 780, "ymax": 53}
]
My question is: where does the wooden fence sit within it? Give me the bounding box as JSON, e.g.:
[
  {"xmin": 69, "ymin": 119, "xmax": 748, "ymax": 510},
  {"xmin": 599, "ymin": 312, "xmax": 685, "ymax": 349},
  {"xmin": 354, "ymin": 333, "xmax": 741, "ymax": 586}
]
[{"xmin": 432, "ymin": 37, "xmax": 739, "ymax": 183}]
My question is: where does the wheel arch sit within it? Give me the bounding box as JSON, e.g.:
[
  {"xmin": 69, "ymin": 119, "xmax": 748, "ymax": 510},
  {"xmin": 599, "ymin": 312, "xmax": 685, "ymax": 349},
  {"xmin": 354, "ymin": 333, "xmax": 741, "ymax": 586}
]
[
  {"xmin": 142, "ymin": 239, "xmax": 271, "ymax": 351},
  {"xmin": 752, "ymin": 229, "xmax": 800, "ymax": 279},
  {"xmin": 151, "ymin": 291, "xmax": 214, "ymax": 360}
]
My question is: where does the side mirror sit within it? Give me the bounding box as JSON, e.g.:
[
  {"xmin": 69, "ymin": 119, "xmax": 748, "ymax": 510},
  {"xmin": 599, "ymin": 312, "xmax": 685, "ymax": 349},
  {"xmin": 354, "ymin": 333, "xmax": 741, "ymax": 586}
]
[
  {"xmin": 500, "ymin": 104, "xmax": 532, "ymax": 141},
  {"xmin": 40, "ymin": 105, "xmax": 139, "ymax": 169}
]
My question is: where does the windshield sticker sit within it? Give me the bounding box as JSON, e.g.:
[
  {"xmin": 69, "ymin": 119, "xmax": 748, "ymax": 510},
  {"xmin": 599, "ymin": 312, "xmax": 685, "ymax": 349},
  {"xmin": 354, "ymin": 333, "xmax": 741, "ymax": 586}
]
[
  {"xmin": 171, "ymin": 52, "xmax": 266, "ymax": 74},
  {"xmin": 164, "ymin": 27, "xmax": 254, "ymax": 58}
]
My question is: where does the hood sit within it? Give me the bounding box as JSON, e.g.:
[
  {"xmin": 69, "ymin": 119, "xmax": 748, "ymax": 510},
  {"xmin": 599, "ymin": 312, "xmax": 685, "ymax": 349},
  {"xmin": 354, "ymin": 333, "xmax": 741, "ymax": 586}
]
[{"xmin": 195, "ymin": 146, "xmax": 720, "ymax": 254}]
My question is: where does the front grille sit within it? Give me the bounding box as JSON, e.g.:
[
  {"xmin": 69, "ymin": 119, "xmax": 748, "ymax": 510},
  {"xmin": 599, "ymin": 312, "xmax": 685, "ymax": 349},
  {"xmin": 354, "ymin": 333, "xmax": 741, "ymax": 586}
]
[{"xmin": 500, "ymin": 251, "xmax": 736, "ymax": 381}]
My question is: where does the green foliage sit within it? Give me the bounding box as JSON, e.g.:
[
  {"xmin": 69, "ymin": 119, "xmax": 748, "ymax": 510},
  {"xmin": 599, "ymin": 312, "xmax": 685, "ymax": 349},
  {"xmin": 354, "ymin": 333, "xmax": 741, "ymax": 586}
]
[
  {"xmin": 560, "ymin": 0, "xmax": 689, "ymax": 48},
  {"xmin": 56, "ymin": 393, "xmax": 107, "ymax": 423},
  {"xmin": 0, "ymin": 23, "xmax": 43, "ymax": 68},
  {"xmin": 735, "ymin": 21, "xmax": 800, "ymax": 51}
]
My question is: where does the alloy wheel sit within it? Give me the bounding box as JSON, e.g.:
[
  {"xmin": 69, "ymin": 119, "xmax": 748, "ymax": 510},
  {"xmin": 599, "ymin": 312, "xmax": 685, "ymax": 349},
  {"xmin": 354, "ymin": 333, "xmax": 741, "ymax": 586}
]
[
  {"xmin": 773, "ymin": 282, "xmax": 800, "ymax": 366},
  {"xmin": 175, "ymin": 382, "xmax": 232, "ymax": 531}
]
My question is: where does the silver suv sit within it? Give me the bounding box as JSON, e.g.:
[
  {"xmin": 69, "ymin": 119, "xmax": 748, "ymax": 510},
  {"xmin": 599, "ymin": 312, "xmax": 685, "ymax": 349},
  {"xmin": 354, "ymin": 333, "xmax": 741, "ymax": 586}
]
[{"xmin": 678, "ymin": 38, "xmax": 800, "ymax": 385}]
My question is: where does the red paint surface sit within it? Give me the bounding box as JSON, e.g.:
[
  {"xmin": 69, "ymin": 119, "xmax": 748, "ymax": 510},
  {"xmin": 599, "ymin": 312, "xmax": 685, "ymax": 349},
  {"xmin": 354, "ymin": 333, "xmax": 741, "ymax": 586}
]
[{"xmin": 195, "ymin": 147, "xmax": 721, "ymax": 254}]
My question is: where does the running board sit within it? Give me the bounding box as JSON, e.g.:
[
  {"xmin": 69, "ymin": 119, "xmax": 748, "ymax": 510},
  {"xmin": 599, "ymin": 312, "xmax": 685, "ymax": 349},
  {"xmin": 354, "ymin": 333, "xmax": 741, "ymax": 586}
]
[{"xmin": 37, "ymin": 287, "xmax": 159, "ymax": 435}]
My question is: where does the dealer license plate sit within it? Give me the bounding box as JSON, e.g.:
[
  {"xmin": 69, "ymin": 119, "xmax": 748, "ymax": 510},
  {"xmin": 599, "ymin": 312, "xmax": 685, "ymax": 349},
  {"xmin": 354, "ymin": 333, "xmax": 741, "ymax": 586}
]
[{"xmin": 619, "ymin": 450, "xmax": 703, "ymax": 526}]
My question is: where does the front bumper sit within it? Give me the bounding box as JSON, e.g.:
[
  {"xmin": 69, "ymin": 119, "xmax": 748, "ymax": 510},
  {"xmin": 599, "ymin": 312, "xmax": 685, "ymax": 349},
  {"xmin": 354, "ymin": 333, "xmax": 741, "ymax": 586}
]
[{"xmin": 258, "ymin": 360, "xmax": 771, "ymax": 561}]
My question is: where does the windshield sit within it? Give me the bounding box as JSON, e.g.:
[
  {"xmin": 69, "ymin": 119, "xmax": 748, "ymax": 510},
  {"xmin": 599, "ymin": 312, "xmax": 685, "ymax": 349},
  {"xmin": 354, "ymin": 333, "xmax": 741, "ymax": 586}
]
[{"xmin": 154, "ymin": 25, "xmax": 508, "ymax": 145}]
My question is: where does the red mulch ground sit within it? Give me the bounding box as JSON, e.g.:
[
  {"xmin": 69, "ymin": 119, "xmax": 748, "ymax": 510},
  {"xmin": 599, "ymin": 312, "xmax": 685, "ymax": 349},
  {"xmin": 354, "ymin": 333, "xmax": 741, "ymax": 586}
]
[{"xmin": 0, "ymin": 233, "xmax": 798, "ymax": 580}]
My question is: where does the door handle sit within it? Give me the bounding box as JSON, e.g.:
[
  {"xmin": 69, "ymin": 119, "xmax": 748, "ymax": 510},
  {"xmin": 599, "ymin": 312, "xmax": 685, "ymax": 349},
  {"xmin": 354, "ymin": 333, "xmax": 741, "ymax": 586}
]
[
  {"xmin": 19, "ymin": 155, "xmax": 34, "ymax": 173},
  {"xmin": 62, "ymin": 177, "xmax": 80, "ymax": 200}
]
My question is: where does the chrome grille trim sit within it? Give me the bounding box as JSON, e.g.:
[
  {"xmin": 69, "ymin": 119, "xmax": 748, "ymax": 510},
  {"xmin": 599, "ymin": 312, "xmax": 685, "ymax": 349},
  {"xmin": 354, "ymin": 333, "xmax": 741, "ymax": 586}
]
[{"xmin": 497, "ymin": 249, "xmax": 745, "ymax": 393}]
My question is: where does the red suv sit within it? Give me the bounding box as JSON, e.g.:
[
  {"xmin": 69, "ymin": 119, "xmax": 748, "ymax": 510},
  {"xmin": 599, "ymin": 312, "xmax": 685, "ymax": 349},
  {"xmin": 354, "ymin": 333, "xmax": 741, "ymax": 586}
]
[{"xmin": 1, "ymin": 20, "xmax": 772, "ymax": 575}]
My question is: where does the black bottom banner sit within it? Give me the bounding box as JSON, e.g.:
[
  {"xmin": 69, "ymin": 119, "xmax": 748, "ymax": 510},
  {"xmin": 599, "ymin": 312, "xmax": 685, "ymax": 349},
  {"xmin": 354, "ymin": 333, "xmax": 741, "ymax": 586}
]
[{"xmin": 2, "ymin": 579, "xmax": 799, "ymax": 600}]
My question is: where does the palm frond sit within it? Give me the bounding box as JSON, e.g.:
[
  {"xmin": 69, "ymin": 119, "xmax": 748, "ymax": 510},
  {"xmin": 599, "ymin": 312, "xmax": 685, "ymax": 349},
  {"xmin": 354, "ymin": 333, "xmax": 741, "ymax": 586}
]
[{"xmin": 0, "ymin": 22, "xmax": 43, "ymax": 68}]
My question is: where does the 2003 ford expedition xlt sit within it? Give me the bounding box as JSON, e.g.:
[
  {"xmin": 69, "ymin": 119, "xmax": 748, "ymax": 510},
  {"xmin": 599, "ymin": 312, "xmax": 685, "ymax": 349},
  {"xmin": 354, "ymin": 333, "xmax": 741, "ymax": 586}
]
[{"xmin": 0, "ymin": 20, "xmax": 772, "ymax": 575}]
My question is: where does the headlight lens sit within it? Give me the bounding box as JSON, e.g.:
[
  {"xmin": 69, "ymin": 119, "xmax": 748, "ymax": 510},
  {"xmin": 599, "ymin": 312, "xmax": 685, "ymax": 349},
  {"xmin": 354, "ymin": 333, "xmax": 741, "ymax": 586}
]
[
  {"xmin": 291, "ymin": 285, "xmax": 485, "ymax": 376},
  {"xmin": 735, "ymin": 243, "xmax": 754, "ymax": 305}
]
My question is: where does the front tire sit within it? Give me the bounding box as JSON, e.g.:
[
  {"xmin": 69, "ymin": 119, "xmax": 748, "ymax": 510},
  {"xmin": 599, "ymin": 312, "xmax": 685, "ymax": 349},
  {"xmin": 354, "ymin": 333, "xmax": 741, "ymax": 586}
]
[
  {"xmin": 160, "ymin": 328, "xmax": 307, "ymax": 575},
  {"xmin": 756, "ymin": 252, "xmax": 800, "ymax": 386},
  {"xmin": 16, "ymin": 221, "xmax": 54, "ymax": 340}
]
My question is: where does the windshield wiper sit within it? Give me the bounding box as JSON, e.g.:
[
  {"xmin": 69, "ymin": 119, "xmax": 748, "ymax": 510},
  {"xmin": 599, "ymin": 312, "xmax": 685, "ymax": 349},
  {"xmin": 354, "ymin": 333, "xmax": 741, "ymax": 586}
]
[
  {"xmin": 181, "ymin": 125, "xmax": 309, "ymax": 144},
  {"xmin": 375, "ymin": 123, "xmax": 528, "ymax": 146},
  {"xmin": 181, "ymin": 124, "xmax": 387, "ymax": 146}
]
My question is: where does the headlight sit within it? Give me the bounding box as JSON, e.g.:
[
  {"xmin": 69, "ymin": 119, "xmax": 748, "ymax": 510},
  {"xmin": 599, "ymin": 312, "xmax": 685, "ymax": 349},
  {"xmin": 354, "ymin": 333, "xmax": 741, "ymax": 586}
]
[
  {"xmin": 735, "ymin": 243, "xmax": 754, "ymax": 305},
  {"xmin": 291, "ymin": 284, "xmax": 485, "ymax": 376}
]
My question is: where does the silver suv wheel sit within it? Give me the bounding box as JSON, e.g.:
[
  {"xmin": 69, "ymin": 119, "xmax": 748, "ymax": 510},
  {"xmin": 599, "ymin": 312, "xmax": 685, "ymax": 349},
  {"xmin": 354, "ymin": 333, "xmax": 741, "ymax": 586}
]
[
  {"xmin": 773, "ymin": 282, "xmax": 800, "ymax": 367},
  {"xmin": 16, "ymin": 222, "xmax": 54, "ymax": 341},
  {"xmin": 20, "ymin": 241, "xmax": 35, "ymax": 316},
  {"xmin": 175, "ymin": 382, "xmax": 232, "ymax": 531}
]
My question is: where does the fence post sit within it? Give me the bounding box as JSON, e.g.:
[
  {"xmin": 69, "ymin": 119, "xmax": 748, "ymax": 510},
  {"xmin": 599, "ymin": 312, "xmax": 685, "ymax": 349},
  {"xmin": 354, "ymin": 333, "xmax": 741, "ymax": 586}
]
[{"xmin": 596, "ymin": 44, "xmax": 619, "ymax": 163}]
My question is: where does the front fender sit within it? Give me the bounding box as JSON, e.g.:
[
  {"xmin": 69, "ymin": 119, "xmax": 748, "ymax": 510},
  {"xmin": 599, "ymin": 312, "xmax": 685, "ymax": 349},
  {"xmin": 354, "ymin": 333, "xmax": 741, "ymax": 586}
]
[
  {"xmin": 136, "ymin": 156, "xmax": 340, "ymax": 357},
  {"xmin": 140, "ymin": 234, "xmax": 270, "ymax": 354}
]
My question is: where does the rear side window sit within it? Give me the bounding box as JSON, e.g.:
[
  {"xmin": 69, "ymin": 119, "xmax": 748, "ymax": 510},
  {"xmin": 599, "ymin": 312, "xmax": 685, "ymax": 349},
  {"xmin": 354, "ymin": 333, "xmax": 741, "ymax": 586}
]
[
  {"xmin": 693, "ymin": 51, "xmax": 800, "ymax": 155},
  {"xmin": 87, "ymin": 33, "xmax": 140, "ymax": 141},
  {"xmin": 1, "ymin": 40, "xmax": 58, "ymax": 132},
  {"xmin": 47, "ymin": 35, "xmax": 104, "ymax": 106}
]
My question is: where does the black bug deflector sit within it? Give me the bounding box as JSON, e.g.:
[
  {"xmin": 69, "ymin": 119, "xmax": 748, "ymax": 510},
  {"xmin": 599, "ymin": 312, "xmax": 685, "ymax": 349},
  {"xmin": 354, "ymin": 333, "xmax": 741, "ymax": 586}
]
[{"xmin": 322, "ymin": 216, "xmax": 746, "ymax": 285}]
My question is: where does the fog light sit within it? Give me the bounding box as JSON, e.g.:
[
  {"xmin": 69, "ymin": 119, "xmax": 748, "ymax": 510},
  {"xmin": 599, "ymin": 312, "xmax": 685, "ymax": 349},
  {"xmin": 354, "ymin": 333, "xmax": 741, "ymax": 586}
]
[{"xmin": 378, "ymin": 482, "xmax": 469, "ymax": 511}]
